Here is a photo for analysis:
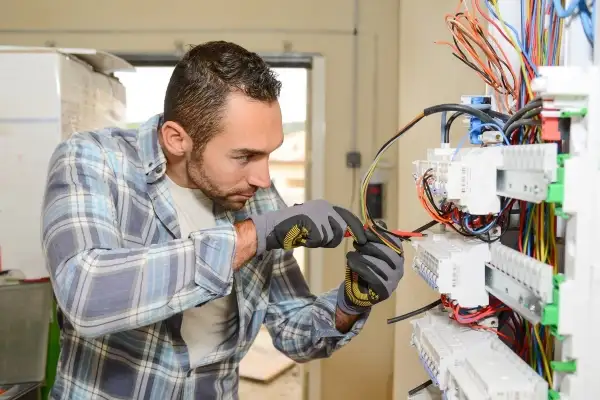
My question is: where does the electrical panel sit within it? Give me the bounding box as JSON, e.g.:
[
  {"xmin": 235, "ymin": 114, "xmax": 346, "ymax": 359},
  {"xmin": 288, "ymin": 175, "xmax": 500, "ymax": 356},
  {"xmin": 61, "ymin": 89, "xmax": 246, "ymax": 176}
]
[
  {"xmin": 371, "ymin": 1, "xmax": 600, "ymax": 399},
  {"xmin": 0, "ymin": 47, "xmax": 132, "ymax": 279}
]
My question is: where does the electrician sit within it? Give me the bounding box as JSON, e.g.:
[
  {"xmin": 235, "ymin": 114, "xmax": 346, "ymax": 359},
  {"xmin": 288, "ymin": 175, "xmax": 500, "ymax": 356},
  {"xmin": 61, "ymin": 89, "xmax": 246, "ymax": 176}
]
[{"xmin": 41, "ymin": 40, "xmax": 404, "ymax": 400}]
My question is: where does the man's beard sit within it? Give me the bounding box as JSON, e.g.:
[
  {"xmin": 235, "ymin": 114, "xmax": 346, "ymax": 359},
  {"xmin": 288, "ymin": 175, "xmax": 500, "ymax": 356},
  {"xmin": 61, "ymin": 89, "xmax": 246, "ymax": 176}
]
[{"xmin": 186, "ymin": 159, "xmax": 255, "ymax": 211}]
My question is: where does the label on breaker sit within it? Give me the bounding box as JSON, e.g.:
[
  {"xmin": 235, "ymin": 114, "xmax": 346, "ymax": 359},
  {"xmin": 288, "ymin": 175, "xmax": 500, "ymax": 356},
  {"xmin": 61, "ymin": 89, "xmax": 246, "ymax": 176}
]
[{"xmin": 460, "ymin": 166, "xmax": 470, "ymax": 194}]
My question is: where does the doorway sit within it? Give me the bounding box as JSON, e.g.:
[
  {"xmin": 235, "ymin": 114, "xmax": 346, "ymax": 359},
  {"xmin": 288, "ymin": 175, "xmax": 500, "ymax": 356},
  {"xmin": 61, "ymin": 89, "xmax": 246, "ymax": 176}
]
[{"xmin": 114, "ymin": 63, "xmax": 309, "ymax": 400}]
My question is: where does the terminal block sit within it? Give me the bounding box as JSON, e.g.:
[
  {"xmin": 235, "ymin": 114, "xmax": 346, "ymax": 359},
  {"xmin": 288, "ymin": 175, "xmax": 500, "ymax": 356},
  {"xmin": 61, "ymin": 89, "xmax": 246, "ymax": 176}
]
[
  {"xmin": 531, "ymin": 66, "xmax": 592, "ymax": 114},
  {"xmin": 412, "ymin": 232, "xmax": 491, "ymax": 308},
  {"xmin": 484, "ymin": 242, "xmax": 554, "ymax": 324},
  {"xmin": 445, "ymin": 336, "xmax": 549, "ymax": 399},
  {"xmin": 460, "ymin": 95, "xmax": 492, "ymax": 145},
  {"xmin": 414, "ymin": 143, "xmax": 558, "ymax": 213},
  {"xmin": 531, "ymin": 66, "xmax": 593, "ymax": 142},
  {"xmin": 410, "ymin": 310, "xmax": 496, "ymax": 391},
  {"xmin": 496, "ymin": 143, "xmax": 559, "ymax": 203},
  {"xmin": 413, "ymin": 147, "xmax": 502, "ymax": 215}
]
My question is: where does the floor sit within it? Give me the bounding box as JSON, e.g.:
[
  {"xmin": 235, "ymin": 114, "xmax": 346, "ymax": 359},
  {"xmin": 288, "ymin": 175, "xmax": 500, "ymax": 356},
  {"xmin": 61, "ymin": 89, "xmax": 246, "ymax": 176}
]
[{"xmin": 239, "ymin": 366, "xmax": 301, "ymax": 400}]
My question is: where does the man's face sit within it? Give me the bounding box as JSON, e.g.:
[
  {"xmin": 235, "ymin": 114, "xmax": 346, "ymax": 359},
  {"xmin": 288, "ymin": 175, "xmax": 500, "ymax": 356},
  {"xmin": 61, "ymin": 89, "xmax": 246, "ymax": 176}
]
[{"xmin": 187, "ymin": 92, "xmax": 284, "ymax": 210}]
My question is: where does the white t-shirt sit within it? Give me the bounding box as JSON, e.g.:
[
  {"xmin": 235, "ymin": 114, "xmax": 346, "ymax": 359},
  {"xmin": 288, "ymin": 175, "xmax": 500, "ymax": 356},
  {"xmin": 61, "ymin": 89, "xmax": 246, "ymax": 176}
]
[{"xmin": 166, "ymin": 175, "xmax": 237, "ymax": 368}]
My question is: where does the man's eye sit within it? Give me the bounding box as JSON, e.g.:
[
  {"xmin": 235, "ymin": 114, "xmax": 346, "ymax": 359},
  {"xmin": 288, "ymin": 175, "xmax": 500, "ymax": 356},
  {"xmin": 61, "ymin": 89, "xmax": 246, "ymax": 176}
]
[{"xmin": 235, "ymin": 155, "xmax": 250, "ymax": 164}]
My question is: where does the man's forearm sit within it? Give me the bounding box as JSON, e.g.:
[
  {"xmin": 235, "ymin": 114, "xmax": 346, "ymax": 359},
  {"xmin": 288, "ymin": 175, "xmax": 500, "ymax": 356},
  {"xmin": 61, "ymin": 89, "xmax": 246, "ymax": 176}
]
[
  {"xmin": 335, "ymin": 306, "xmax": 363, "ymax": 333},
  {"xmin": 233, "ymin": 219, "xmax": 258, "ymax": 270}
]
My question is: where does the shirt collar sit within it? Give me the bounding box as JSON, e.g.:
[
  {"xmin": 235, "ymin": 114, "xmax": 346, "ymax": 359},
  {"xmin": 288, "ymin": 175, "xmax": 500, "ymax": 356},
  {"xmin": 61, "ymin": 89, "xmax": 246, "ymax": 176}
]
[{"xmin": 137, "ymin": 114, "xmax": 167, "ymax": 183}]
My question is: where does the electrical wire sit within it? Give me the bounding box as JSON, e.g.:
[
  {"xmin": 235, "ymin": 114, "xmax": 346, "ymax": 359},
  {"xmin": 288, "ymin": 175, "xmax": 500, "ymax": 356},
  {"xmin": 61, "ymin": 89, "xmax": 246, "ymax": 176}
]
[
  {"xmin": 360, "ymin": 103, "xmax": 507, "ymax": 253},
  {"xmin": 344, "ymin": 168, "xmax": 359, "ymax": 255},
  {"xmin": 363, "ymin": 0, "xmax": 568, "ymax": 386},
  {"xmin": 553, "ymin": 0, "xmax": 595, "ymax": 45},
  {"xmin": 436, "ymin": 1, "xmax": 520, "ymax": 113},
  {"xmin": 408, "ymin": 380, "xmax": 433, "ymax": 396},
  {"xmin": 387, "ymin": 299, "xmax": 442, "ymax": 324}
]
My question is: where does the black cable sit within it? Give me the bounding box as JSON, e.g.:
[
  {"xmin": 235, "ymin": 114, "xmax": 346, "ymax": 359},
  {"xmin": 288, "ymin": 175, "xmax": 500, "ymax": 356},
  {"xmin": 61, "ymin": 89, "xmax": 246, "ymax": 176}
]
[
  {"xmin": 504, "ymin": 118, "xmax": 540, "ymax": 136},
  {"xmin": 374, "ymin": 114, "xmax": 425, "ymax": 158},
  {"xmin": 412, "ymin": 220, "xmax": 439, "ymax": 234},
  {"xmin": 520, "ymin": 108, "xmax": 541, "ymax": 120},
  {"xmin": 344, "ymin": 168, "xmax": 359, "ymax": 254},
  {"xmin": 488, "ymin": 110, "xmax": 510, "ymax": 121},
  {"xmin": 367, "ymin": 102, "xmax": 515, "ymax": 239},
  {"xmin": 443, "ymin": 112, "xmax": 463, "ymax": 143},
  {"xmin": 387, "ymin": 299, "xmax": 442, "ymax": 324},
  {"xmin": 503, "ymin": 97, "xmax": 542, "ymax": 131},
  {"xmin": 424, "ymin": 103, "xmax": 497, "ymax": 124},
  {"xmin": 408, "ymin": 380, "xmax": 433, "ymax": 396}
]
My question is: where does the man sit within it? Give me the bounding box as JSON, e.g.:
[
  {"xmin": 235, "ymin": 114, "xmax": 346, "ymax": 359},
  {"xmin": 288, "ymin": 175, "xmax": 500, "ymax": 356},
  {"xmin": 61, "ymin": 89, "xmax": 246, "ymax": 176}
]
[{"xmin": 41, "ymin": 41, "xmax": 404, "ymax": 400}]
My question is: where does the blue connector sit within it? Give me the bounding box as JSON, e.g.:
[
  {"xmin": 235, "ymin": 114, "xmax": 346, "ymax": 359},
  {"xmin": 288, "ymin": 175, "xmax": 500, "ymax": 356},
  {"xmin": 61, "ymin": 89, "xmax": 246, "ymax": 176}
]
[{"xmin": 461, "ymin": 95, "xmax": 492, "ymax": 145}]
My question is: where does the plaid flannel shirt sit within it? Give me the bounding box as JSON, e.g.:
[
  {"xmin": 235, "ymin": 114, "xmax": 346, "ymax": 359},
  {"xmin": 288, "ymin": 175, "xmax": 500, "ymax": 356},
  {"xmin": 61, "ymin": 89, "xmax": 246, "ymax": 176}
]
[{"xmin": 41, "ymin": 115, "xmax": 368, "ymax": 400}]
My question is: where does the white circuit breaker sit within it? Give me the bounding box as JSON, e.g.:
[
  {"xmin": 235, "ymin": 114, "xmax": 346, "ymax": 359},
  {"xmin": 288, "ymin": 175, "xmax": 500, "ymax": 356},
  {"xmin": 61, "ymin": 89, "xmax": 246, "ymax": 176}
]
[
  {"xmin": 445, "ymin": 337, "xmax": 549, "ymax": 399},
  {"xmin": 413, "ymin": 146, "xmax": 502, "ymax": 215},
  {"xmin": 411, "ymin": 310, "xmax": 548, "ymax": 399},
  {"xmin": 410, "ymin": 309, "xmax": 496, "ymax": 391},
  {"xmin": 412, "ymin": 231, "xmax": 490, "ymax": 308},
  {"xmin": 485, "ymin": 242, "xmax": 554, "ymax": 324},
  {"xmin": 413, "ymin": 143, "xmax": 558, "ymax": 215}
]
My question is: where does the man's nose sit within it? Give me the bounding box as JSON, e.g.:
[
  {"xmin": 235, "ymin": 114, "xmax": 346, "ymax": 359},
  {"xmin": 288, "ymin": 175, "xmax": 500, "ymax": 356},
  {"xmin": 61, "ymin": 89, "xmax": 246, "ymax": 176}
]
[{"xmin": 247, "ymin": 158, "xmax": 272, "ymax": 189}]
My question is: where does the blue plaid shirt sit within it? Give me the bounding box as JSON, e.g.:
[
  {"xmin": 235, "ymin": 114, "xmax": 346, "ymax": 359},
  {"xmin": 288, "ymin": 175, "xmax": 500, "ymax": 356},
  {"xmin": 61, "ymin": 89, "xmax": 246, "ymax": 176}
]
[{"xmin": 41, "ymin": 115, "xmax": 368, "ymax": 400}]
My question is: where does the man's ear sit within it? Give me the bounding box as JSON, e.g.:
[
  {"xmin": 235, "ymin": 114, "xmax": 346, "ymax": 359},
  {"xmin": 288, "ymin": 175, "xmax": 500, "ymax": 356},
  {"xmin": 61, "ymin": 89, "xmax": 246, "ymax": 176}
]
[{"xmin": 160, "ymin": 121, "xmax": 193, "ymax": 156}]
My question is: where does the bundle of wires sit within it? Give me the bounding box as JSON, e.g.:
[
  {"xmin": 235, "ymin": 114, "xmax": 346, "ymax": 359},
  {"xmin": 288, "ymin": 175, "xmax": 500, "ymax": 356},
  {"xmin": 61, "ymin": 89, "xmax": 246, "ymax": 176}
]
[
  {"xmin": 501, "ymin": 0, "xmax": 561, "ymax": 385},
  {"xmin": 364, "ymin": 0, "xmax": 567, "ymax": 391},
  {"xmin": 436, "ymin": 0, "xmax": 562, "ymax": 386},
  {"xmin": 552, "ymin": 0, "xmax": 596, "ymax": 45},
  {"xmin": 358, "ymin": 103, "xmax": 513, "ymax": 253},
  {"xmin": 416, "ymin": 167, "xmax": 514, "ymax": 242},
  {"xmin": 436, "ymin": 0, "xmax": 519, "ymax": 113}
]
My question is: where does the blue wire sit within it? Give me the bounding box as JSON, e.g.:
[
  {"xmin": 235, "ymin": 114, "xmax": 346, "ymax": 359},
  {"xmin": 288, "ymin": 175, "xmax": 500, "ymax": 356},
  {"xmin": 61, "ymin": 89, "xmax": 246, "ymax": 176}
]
[
  {"xmin": 451, "ymin": 122, "xmax": 506, "ymax": 160},
  {"xmin": 462, "ymin": 199, "xmax": 512, "ymax": 235},
  {"xmin": 525, "ymin": 203, "xmax": 534, "ymax": 256},
  {"xmin": 462, "ymin": 215, "xmax": 497, "ymax": 235},
  {"xmin": 451, "ymin": 131, "xmax": 472, "ymax": 161},
  {"xmin": 553, "ymin": 0, "xmax": 584, "ymax": 17},
  {"xmin": 532, "ymin": 0, "xmax": 539, "ymax": 55},
  {"xmin": 552, "ymin": 0, "xmax": 595, "ymax": 45},
  {"xmin": 484, "ymin": 0, "xmax": 540, "ymax": 76}
]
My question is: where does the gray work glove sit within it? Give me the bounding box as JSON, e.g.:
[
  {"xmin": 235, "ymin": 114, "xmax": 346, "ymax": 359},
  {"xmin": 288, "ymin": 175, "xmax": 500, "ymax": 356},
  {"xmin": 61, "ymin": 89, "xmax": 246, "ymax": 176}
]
[
  {"xmin": 337, "ymin": 228, "xmax": 405, "ymax": 315},
  {"xmin": 249, "ymin": 199, "xmax": 365, "ymax": 255}
]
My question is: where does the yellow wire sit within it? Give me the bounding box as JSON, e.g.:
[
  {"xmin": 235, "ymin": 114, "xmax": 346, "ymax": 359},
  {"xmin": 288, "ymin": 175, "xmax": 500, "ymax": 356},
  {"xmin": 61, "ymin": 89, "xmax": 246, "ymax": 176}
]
[
  {"xmin": 360, "ymin": 112, "xmax": 425, "ymax": 256},
  {"xmin": 539, "ymin": 203, "xmax": 546, "ymax": 262},
  {"xmin": 522, "ymin": 204, "xmax": 535, "ymax": 253},
  {"xmin": 491, "ymin": 1, "xmax": 534, "ymax": 98},
  {"xmin": 360, "ymin": 151, "xmax": 403, "ymax": 254},
  {"xmin": 534, "ymin": 325, "xmax": 554, "ymax": 386}
]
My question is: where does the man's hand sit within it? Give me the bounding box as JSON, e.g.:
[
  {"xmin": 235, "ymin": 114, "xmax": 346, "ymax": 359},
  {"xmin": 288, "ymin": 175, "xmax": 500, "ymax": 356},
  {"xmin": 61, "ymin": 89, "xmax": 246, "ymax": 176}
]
[
  {"xmin": 249, "ymin": 199, "xmax": 364, "ymax": 255},
  {"xmin": 337, "ymin": 228, "xmax": 405, "ymax": 315}
]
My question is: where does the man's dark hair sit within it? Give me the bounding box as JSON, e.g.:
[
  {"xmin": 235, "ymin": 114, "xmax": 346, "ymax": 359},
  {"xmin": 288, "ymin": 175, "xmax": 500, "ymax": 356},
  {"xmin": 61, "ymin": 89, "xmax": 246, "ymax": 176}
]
[{"xmin": 163, "ymin": 41, "xmax": 282, "ymax": 151}]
